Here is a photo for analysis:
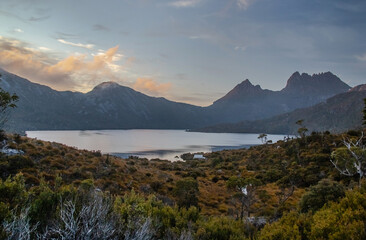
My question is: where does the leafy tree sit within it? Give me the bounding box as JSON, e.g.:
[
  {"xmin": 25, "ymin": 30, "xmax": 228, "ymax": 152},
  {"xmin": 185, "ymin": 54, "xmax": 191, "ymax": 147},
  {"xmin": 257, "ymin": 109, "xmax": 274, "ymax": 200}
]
[
  {"xmin": 275, "ymin": 183, "xmax": 295, "ymax": 218},
  {"xmin": 0, "ymin": 75, "xmax": 18, "ymax": 129},
  {"xmin": 258, "ymin": 133, "xmax": 268, "ymax": 144},
  {"xmin": 173, "ymin": 178, "xmax": 199, "ymax": 209},
  {"xmin": 296, "ymin": 119, "xmax": 308, "ymax": 140},
  {"xmin": 227, "ymin": 176, "xmax": 261, "ymax": 219},
  {"xmin": 363, "ymin": 98, "xmax": 366, "ymax": 126}
]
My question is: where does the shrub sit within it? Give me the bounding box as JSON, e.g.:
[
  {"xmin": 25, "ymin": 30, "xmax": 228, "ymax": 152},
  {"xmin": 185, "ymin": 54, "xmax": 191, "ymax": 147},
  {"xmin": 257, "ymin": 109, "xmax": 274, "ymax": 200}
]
[
  {"xmin": 174, "ymin": 178, "xmax": 199, "ymax": 209},
  {"xmin": 196, "ymin": 217, "xmax": 248, "ymax": 240},
  {"xmin": 299, "ymin": 179, "xmax": 345, "ymax": 213},
  {"xmin": 309, "ymin": 191, "xmax": 366, "ymax": 239},
  {"xmin": 7, "ymin": 156, "xmax": 34, "ymax": 173}
]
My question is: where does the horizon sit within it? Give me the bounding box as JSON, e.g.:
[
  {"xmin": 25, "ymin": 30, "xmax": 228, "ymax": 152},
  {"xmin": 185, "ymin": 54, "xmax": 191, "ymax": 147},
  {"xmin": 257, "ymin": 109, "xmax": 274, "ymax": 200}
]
[
  {"xmin": 1, "ymin": 68, "xmax": 354, "ymax": 107},
  {"xmin": 0, "ymin": 0, "xmax": 365, "ymax": 106}
]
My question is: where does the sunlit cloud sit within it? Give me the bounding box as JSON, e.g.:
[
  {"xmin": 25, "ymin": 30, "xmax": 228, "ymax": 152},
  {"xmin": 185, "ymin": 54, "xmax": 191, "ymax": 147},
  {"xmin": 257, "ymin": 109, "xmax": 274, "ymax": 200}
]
[
  {"xmin": 57, "ymin": 39, "xmax": 95, "ymax": 49},
  {"xmin": 0, "ymin": 36, "xmax": 174, "ymax": 97},
  {"xmin": 0, "ymin": 36, "xmax": 125, "ymax": 91},
  {"xmin": 133, "ymin": 78, "xmax": 172, "ymax": 96}
]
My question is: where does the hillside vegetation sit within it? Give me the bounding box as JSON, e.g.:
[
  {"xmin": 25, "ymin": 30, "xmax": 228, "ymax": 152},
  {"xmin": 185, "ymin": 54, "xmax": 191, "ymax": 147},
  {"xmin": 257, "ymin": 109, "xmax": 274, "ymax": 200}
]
[{"xmin": 1, "ymin": 128, "xmax": 366, "ymax": 239}]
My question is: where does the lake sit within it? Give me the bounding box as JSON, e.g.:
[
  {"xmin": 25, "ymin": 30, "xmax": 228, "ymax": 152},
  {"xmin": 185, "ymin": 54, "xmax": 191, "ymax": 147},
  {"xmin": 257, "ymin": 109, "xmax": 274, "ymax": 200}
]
[{"xmin": 26, "ymin": 130, "xmax": 288, "ymax": 161}]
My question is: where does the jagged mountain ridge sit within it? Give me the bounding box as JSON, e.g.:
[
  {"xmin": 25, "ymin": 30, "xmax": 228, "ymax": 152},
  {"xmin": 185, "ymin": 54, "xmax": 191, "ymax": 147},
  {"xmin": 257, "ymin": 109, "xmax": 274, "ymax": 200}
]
[
  {"xmin": 0, "ymin": 68, "xmax": 352, "ymax": 132},
  {"xmin": 207, "ymin": 71, "xmax": 350, "ymax": 123},
  {"xmin": 194, "ymin": 84, "xmax": 366, "ymax": 134}
]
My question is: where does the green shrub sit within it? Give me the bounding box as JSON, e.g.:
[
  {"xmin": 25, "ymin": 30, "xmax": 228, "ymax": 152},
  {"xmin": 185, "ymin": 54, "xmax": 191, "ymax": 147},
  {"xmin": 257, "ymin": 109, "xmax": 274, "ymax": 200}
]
[{"xmin": 299, "ymin": 179, "xmax": 345, "ymax": 213}]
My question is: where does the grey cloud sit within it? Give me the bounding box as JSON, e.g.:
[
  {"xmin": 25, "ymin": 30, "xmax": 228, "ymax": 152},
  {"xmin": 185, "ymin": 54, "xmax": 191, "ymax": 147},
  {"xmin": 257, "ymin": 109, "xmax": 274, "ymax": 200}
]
[
  {"xmin": 28, "ymin": 15, "xmax": 50, "ymax": 21},
  {"xmin": 93, "ymin": 24, "xmax": 110, "ymax": 31}
]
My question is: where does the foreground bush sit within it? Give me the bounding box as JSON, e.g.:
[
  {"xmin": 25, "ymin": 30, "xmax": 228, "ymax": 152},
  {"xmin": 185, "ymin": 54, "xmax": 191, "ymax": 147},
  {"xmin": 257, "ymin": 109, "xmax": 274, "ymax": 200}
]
[
  {"xmin": 0, "ymin": 174, "xmax": 252, "ymax": 240},
  {"xmin": 258, "ymin": 190, "xmax": 366, "ymax": 240}
]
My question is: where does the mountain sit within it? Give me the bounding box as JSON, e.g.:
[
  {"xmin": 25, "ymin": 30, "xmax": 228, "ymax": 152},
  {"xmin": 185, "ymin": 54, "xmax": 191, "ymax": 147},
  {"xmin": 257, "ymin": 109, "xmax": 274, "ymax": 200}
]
[
  {"xmin": 0, "ymin": 69, "xmax": 207, "ymax": 132},
  {"xmin": 282, "ymin": 71, "xmax": 350, "ymax": 96},
  {"xmin": 0, "ymin": 69, "xmax": 352, "ymax": 132},
  {"xmin": 207, "ymin": 71, "xmax": 351, "ymax": 123},
  {"xmin": 194, "ymin": 84, "xmax": 366, "ymax": 134}
]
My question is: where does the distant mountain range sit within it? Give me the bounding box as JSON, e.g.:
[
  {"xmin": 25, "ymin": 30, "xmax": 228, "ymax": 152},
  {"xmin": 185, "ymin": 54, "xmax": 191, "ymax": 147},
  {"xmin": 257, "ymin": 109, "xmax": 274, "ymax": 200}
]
[
  {"xmin": 194, "ymin": 85, "xmax": 366, "ymax": 134},
  {"xmin": 206, "ymin": 71, "xmax": 350, "ymax": 123},
  {"xmin": 0, "ymin": 69, "xmax": 207, "ymax": 132},
  {"xmin": 0, "ymin": 68, "xmax": 357, "ymax": 133}
]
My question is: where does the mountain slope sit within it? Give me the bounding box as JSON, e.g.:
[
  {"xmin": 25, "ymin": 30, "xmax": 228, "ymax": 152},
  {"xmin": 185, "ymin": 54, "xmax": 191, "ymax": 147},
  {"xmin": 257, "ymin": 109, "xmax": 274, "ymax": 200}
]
[
  {"xmin": 195, "ymin": 85, "xmax": 366, "ymax": 134},
  {"xmin": 207, "ymin": 71, "xmax": 350, "ymax": 123},
  {"xmin": 0, "ymin": 69, "xmax": 207, "ymax": 132},
  {"xmin": 0, "ymin": 69, "xmax": 352, "ymax": 132}
]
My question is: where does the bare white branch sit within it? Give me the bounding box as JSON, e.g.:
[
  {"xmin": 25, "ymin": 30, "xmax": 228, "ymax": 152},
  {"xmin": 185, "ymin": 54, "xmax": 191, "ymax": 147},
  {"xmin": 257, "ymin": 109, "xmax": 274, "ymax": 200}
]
[
  {"xmin": 331, "ymin": 131, "xmax": 366, "ymax": 187},
  {"xmin": 3, "ymin": 207, "xmax": 38, "ymax": 240}
]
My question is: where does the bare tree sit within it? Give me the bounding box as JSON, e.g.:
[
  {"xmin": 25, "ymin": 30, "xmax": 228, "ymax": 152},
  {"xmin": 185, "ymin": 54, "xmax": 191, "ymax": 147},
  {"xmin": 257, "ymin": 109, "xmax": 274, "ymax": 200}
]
[
  {"xmin": 178, "ymin": 230, "xmax": 193, "ymax": 240},
  {"xmin": 331, "ymin": 132, "xmax": 366, "ymax": 187},
  {"xmin": 124, "ymin": 218, "xmax": 154, "ymax": 240},
  {"xmin": 3, "ymin": 207, "xmax": 38, "ymax": 240},
  {"xmin": 45, "ymin": 190, "xmax": 118, "ymax": 240},
  {"xmin": 276, "ymin": 185, "xmax": 295, "ymax": 206}
]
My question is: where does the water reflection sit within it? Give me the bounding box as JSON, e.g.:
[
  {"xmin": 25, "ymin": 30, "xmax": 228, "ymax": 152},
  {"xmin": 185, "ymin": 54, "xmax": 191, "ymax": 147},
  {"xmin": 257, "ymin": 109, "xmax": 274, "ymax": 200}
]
[{"xmin": 26, "ymin": 130, "xmax": 288, "ymax": 161}]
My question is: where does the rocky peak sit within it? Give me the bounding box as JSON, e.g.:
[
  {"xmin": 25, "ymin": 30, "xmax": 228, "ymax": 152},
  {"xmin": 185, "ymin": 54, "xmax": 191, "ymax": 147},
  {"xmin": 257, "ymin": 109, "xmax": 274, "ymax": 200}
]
[
  {"xmin": 283, "ymin": 72, "xmax": 311, "ymax": 90},
  {"xmin": 213, "ymin": 79, "xmax": 267, "ymax": 104},
  {"xmin": 231, "ymin": 79, "xmax": 263, "ymax": 93},
  {"xmin": 282, "ymin": 71, "xmax": 350, "ymax": 95}
]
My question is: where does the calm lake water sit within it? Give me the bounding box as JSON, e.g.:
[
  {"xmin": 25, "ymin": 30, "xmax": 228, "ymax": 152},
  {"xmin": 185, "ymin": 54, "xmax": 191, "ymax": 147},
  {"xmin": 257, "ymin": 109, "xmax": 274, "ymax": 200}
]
[{"xmin": 26, "ymin": 130, "xmax": 287, "ymax": 161}]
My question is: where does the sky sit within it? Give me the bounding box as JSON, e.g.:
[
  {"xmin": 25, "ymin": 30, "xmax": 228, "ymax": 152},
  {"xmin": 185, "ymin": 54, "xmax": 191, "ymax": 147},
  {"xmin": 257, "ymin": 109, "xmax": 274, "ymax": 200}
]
[{"xmin": 0, "ymin": 0, "xmax": 365, "ymax": 106}]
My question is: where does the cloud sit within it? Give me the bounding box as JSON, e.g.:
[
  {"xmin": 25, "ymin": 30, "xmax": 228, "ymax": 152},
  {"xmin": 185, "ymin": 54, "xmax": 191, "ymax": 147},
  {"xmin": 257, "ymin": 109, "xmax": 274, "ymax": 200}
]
[
  {"xmin": 0, "ymin": 36, "xmax": 174, "ymax": 98},
  {"xmin": 57, "ymin": 39, "xmax": 95, "ymax": 49},
  {"xmin": 93, "ymin": 24, "xmax": 110, "ymax": 31},
  {"xmin": 38, "ymin": 46, "xmax": 51, "ymax": 51},
  {"xmin": 168, "ymin": 0, "xmax": 202, "ymax": 8},
  {"xmin": 237, "ymin": 0, "xmax": 256, "ymax": 10},
  {"xmin": 0, "ymin": 36, "xmax": 127, "ymax": 91},
  {"xmin": 0, "ymin": 37, "xmax": 73, "ymax": 89},
  {"xmin": 356, "ymin": 53, "xmax": 366, "ymax": 61},
  {"xmin": 234, "ymin": 46, "xmax": 247, "ymax": 51},
  {"xmin": 54, "ymin": 32, "xmax": 78, "ymax": 40},
  {"xmin": 28, "ymin": 15, "xmax": 50, "ymax": 21},
  {"xmin": 189, "ymin": 35, "xmax": 211, "ymax": 40},
  {"xmin": 133, "ymin": 78, "xmax": 172, "ymax": 95},
  {"xmin": 0, "ymin": 10, "xmax": 26, "ymax": 22},
  {"xmin": 13, "ymin": 28, "xmax": 23, "ymax": 33}
]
